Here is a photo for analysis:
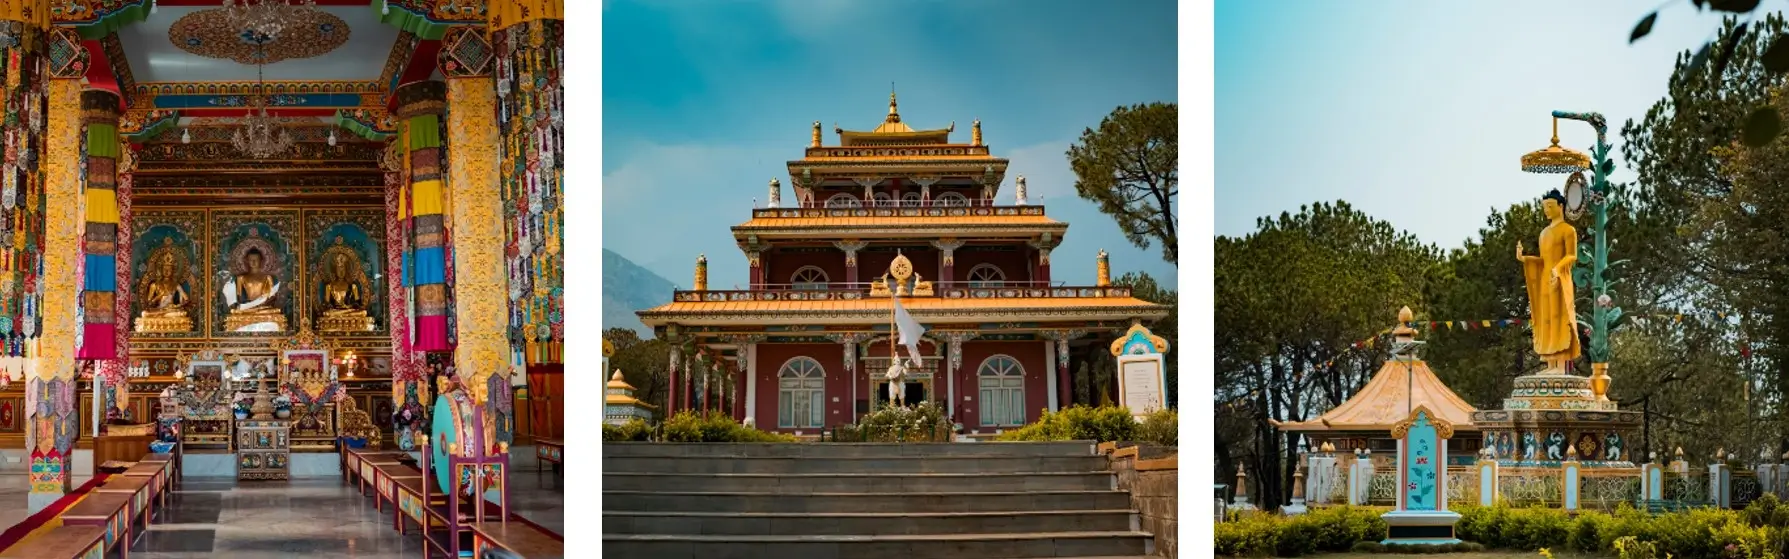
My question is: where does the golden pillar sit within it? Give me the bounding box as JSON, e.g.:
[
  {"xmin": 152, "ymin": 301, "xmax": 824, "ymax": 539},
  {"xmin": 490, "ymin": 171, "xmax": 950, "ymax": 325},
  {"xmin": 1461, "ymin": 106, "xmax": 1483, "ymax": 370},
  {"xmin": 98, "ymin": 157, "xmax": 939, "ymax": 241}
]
[
  {"xmin": 440, "ymin": 26, "xmax": 508, "ymax": 409},
  {"xmin": 31, "ymin": 23, "xmax": 86, "ymax": 510}
]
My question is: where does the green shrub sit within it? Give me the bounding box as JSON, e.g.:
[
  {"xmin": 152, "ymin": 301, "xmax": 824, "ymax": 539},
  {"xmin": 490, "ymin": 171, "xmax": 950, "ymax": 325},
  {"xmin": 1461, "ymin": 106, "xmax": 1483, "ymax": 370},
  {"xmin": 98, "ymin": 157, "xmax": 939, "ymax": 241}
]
[
  {"xmin": 661, "ymin": 410, "xmax": 798, "ymax": 443},
  {"xmin": 840, "ymin": 401, "xmax": 951, "ymax": 442},
  {"xmin": 601, "ymin": 418, "xmax": 653, "ymax": 442},
  {"xmin": 1137, "ymin": 407, "xmax": 1177, "ymax": 446},
  {"xmin": 995, "ymin": 405, "xmax": 1138, "ymax": 442},
  {"xmin": 1212, "ymin": 507, "xmax": 1386, "ymax": 557}
]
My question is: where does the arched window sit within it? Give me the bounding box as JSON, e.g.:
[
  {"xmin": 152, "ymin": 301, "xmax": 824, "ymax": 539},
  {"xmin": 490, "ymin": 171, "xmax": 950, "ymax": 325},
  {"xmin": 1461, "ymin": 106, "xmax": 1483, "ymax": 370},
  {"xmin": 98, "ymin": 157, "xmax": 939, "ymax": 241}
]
[
  {"xmin": 935, "ymin": 192, "xmax": 970, "ymax": 207},
  {"xmin": 977, "ymin": 355, "xmax": 1025, "ymax": 426},
  {"xmin": 872, "ymin": 192, "xmax": 894, "ymax": 207},
  {"xmin": 966, "ymin": 264, "xmax": 1006, "ymax": 288},
  {"xmin": 790, "ymin": 266, "xmax": 829, "ymax": 290},
  {"xmin": 901, "ymin": 192, "xmax": 922, "ymax": 206},
  {"xmin": 825, "ymin": 194, "xmax": 861, "ymax": 208},
  {"xmin": 778, "ymin": 357, "xmax": 826, "ymax": 428}
]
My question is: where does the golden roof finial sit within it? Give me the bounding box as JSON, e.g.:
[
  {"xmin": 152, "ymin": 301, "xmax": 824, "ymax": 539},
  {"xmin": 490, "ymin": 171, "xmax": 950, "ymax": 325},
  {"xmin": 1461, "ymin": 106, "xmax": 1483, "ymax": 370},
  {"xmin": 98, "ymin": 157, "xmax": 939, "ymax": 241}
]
[
  {"xmin": 1393, "ymin": 306, "xmax": 1418, "ymax": 340},
  {"xmin": 886, "ymin": 86, "xmax": 901, "ymax": 124}
]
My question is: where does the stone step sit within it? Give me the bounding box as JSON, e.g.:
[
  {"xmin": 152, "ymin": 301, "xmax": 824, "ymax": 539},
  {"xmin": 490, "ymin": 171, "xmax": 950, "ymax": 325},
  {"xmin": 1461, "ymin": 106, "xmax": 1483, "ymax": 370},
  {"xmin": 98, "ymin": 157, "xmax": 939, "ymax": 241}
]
[
  {"xmin": 601, "ymin": 441, "xmax": 1097, "ymax": 459},
  {"xmin": 603, "ymin": 472, "xmax": 1118, "ymax": 493},
  {"xmin": 601, "ymin": 531, "xmax": 1154, "ymax": 559},
  {"xmin": 603, "ymin": 455, "xmax": 1109, "ymax": 475},
  {"xmin": 601, "ymin": 490, "xmax": 1132, "ymax": 514},
  {"xmin": 602, "ymin": 509, "xmax": 1139, "ymax": 536}
]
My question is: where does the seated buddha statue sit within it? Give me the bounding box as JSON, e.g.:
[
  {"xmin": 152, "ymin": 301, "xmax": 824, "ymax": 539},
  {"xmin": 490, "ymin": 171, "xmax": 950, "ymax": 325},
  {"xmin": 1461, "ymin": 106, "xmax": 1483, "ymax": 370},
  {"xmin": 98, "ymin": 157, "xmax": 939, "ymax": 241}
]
[
  {"xmin": 317, "ymin": 238, "xmax": 373, "ymax": 331},
  {"xmin": 135, "ymin": 239, "xmax": 192, "ymax": 332},
  {"xmin": 225, "ymin": 248, "xmax": 285, "ymax": 331}
]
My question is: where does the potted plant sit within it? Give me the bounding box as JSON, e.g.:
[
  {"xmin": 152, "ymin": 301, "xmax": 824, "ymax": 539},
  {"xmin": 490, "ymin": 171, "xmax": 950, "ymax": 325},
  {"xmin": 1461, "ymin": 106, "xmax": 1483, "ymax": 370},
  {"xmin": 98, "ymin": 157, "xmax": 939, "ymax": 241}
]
[
  {"xmin": 272, "ymin": 395, "xmax": 293, "ymax": 420},
  {"xmin": 232, "ymin": 398, "xmax": 251, "ymax": 420}
]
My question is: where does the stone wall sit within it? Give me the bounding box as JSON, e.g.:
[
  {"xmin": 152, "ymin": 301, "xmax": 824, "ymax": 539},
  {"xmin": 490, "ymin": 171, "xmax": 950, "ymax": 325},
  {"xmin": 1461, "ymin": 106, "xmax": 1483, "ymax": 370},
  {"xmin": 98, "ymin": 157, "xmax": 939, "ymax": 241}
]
[{"xmin": 1105, "ymin": 442, "xmax": 1178, "ymax": 558}]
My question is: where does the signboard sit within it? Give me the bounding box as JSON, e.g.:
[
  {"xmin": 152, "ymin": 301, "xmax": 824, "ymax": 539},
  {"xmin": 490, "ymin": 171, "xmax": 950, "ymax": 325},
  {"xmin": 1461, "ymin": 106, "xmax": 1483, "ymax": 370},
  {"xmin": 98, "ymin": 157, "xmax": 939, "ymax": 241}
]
[{"xmin": 1118, "ymin": 355, "xmax": 1166, "ymax": 420}]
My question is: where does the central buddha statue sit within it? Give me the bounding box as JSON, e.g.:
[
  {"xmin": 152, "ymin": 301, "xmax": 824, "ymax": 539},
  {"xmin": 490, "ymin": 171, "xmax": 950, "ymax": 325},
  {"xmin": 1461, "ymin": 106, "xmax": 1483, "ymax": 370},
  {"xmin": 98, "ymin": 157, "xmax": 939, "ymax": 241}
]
[
  {"xmin": 316, "ymin": 237, "xmax": 373, "ymax": 332},
  {"xmin": 225, "ymin": 247, "xmax": 286, "ymax": 332},
  {"xmin": 135, "ymin": 239, "xmax": 193, "ymax": 333},
  {"xmin": 1516, "ymin": 189, "xmax": 1581, "ymax": 375}
]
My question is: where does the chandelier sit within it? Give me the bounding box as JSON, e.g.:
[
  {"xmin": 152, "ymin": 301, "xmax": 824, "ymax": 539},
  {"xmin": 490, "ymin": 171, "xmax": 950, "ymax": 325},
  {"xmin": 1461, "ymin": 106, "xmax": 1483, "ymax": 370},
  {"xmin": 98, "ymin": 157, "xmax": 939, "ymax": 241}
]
[
  {"xmin": 223, "ymin": 0, "xmax": 319, "ymax": 42},
  {"xmin": 231, "ymin": 49, "xmax": 295, "ymax": 159}
]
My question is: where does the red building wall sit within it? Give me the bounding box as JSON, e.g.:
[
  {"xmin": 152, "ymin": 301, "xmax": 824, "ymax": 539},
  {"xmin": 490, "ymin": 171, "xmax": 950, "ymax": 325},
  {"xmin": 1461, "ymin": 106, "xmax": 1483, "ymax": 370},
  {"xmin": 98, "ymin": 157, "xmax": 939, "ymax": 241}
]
[
  {"xmin": 752, "ymin": 343, "xmax": 848, "ymax": 432},
  {"xmin": 764, "ymin": 251, "xmax": 847, "ymax": 286},
  {"xmin": 956, "ymin": 340, "xmax": 1051, "ymax": 433},
  {"xmin": 859, "ymin": 250, "xmax": 941, "ymax": 284},
  {"xmin": 951, "ymin": 248, "xmax": 1036, "ymax": 284}
]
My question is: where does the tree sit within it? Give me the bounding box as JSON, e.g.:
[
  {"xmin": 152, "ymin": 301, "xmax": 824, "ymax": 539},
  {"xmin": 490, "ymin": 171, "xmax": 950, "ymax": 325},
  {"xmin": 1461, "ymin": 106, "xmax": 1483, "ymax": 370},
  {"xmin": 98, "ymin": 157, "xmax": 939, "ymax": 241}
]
[
  {"xmin": 1629, "ymin": 3, "xmax": 1789, "ymax": 147},
  {"xmin": 604, "ymin": 327, "xmax": 673, "ymax": 417},
  {"xmin": 1068, "ymin": 102, "xmax": 1179, "ymax": 263}
]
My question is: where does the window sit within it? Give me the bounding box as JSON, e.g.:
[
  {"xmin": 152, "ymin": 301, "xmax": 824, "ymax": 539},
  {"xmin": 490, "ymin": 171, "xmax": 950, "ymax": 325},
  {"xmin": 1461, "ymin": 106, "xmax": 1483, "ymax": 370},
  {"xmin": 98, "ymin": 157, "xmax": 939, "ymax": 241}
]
[
  {"xmin": 966, "ymin": 264, "xmax": 1006, "ymax": 288},
  {"xmin": 778, "ymin": 357, "xmax": 826, "ymax": 428},
  {"xmin": 978, "ymin": 355, "xmax": 1025, "ymax": 426},
  {"xmin": 901, "ymin": 192, "xmax": 922, "ymax": 206},
  {"xmin": 936, "ymin": 192, "xmax": 970, "ymax": 207},
  {"xmin": 825, "ymin": 194, "xmax": 861, "ymax": 208},
  {"xmin": 790, "ymin": 266, "xmax": 829, "ymax": 290},
  {"xmin": 872, "ymin": 192, "xmax": 894, "ymax": 207}
]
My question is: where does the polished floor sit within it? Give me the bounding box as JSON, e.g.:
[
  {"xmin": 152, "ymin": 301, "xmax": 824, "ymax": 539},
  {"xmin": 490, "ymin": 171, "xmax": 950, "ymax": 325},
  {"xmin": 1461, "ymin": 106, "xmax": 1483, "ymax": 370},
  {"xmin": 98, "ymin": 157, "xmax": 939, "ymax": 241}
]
[{"xmin": 0, "ymin": 448, "xmax": 564, "ymax": 558}]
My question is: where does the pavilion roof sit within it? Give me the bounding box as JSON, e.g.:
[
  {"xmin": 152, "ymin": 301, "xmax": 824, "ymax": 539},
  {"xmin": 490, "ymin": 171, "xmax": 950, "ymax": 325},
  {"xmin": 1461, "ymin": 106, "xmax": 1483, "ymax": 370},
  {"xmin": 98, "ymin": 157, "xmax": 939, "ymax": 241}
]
[
  {"xmin": 638, "ymin": 295, "xmax": 1167, "ymax": 327},
  {"xmin": 835, "ymin": 92, "xmax": 953, "ymax": 145},
  {"xmin": 1274, "ymin": 357, "xmax": 1478, "ymax": 433}
]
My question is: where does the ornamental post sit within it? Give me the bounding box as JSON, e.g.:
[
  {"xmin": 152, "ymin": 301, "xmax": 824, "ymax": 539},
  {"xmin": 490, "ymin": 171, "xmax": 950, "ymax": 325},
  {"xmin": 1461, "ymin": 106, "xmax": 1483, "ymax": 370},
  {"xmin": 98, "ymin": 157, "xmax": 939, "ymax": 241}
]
[{"xmin": 439, "ymin": 26, "xmax": 509, "ymax": 407}]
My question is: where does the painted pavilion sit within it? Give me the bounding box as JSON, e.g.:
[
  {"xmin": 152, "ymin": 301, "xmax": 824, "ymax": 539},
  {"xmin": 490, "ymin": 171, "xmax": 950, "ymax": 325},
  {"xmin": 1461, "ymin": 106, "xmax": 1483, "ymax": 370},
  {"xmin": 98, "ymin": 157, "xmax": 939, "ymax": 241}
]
[{"xmin": 637, "ymin": 93, "xmax": 1171, "ymax": 435}]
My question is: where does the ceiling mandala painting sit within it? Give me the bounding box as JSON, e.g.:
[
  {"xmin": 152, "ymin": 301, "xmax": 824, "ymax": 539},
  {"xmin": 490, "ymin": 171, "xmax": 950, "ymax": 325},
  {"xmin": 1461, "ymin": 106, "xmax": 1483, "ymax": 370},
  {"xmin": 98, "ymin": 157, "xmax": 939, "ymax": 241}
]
[{"xmin": 169, "ymin": 8, "xmax": 351, "ymax": 65}]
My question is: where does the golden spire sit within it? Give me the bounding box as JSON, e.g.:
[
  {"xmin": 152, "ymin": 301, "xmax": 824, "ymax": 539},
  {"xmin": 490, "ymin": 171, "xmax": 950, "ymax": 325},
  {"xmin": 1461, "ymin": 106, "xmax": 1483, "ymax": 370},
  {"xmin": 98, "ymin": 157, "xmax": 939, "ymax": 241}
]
[
  {"xmin": 886, "ymin": 88, "xmax": 901, "ymax": 124},
  {"xmin": 693, "ymin": 254, "xmax": 708, "ymax": 291},
  {"xmin": 1096, "ymin": 249, "xmax": 1111, "ymax": 286},
  {"xmin": 972, "ymin": 118, "xmax": 982, "ymax": 146},
  {"xmin": 811, "ymin": 121, "xmax": 822, "ymax": 147}
]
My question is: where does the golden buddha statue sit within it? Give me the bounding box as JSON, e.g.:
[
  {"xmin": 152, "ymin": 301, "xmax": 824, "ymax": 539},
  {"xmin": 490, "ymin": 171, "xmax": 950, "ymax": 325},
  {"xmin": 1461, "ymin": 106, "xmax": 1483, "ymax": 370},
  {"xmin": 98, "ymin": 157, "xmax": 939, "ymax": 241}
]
[
  {"xmin": 1517, "ymin": 189, "xmax": 1582, "ymax": 374},
  {"xmin": 316, "ymin": 237, "xmax": 373, "ymax": 332},
  {"xmin": 135, "ymin": 239, "xmax": 193, "ymax": 333},
  {"xmin": 224, "ymin": 247, "xmax": 287, "ymax": 332}
]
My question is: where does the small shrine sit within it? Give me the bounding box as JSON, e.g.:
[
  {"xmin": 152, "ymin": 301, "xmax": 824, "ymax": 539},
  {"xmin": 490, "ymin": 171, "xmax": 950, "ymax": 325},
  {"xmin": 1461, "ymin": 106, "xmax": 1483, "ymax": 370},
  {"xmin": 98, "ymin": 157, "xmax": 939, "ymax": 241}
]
[
  {"xmin": 606, "ymin": 370, "xmax": 658, "ymax": 426},
  {"xmin": 1275, "ymin": 307, "xmax": 1482, "ymax": 465}
]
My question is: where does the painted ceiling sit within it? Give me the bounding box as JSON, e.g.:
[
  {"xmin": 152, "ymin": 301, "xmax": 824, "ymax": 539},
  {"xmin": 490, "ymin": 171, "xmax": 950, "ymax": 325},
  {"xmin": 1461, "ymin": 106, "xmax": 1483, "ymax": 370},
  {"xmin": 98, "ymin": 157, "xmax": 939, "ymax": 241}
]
[{"xmin": 117, "ymin": 4, "xmax": 401, "ymax": 83}]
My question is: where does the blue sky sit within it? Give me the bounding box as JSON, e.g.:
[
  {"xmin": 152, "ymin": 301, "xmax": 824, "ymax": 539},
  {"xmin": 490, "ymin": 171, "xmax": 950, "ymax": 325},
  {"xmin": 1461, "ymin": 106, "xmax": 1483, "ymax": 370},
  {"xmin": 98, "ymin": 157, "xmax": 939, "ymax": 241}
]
[
  {"xmin": 602, "ymin": 0, "xmax": 1179, "ymax": 289},
  {"xmin": 1217, "ymin": 1, "xmax": 1761, "ymax": 248}
]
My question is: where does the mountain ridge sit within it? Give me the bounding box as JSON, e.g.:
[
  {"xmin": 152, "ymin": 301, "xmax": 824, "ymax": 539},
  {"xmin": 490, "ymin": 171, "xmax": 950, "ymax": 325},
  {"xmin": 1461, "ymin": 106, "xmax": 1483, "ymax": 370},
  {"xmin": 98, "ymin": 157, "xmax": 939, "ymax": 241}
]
[{"xmin": 603, "ymin": 248, "xmax": 675, "ymax": 336}]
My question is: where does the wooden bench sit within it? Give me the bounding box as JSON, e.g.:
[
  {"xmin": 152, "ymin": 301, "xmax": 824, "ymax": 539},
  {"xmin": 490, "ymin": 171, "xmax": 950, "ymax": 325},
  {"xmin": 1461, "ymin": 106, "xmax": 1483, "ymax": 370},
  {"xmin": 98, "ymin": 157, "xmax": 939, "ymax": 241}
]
[
  {"xmin": 344, "ymin": 450, "xmax": 405, "ymax": 492},
  {"xmin": 96, "ymin": 475, "xmax": 154, "ymax": 533},
  {"xmin": 138, "ymin": 452, "xmax": 178, "ymax": 492},
  {"xmin": 371, "ymin": 462, "xmax": 424, "ymax": 515},
  {"xmin": 61, "ymin": 490, "xmax": 133, "ymax": 557},
  {"xmin": 0, "ymin": 525, "xmax": 107, "ymax": 558},
  {"xmin": 535, "ymin": 439, "xmax": 562, "ymax": 475},
  {"xmin": 392, "ymin": 474, "xmax": 453, "ymax": 557},
  {"xmin": 471, "ymin": 521, "xmax": 562, "ymax": 559},
  {"xmin": 121, "ymin": 461, "xmax": 170, "ymax": 516},
  {"xmin": 356, "ymin": 453, "xmax": 405, "ymax": 497}
]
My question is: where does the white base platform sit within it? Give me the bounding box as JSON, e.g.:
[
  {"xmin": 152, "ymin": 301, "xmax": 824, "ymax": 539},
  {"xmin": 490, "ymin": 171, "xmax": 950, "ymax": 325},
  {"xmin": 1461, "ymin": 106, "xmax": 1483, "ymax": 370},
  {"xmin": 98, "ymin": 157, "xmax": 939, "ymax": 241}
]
[{"xmin": 182, "ymin": 451, "xmax": 343, "ymax": 478}]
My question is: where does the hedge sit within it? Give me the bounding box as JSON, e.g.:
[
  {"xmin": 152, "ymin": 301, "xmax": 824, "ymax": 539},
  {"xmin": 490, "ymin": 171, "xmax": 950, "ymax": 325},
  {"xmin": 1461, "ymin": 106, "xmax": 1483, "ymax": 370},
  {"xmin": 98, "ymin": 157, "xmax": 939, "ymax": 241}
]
[
  {"xmin": 1217, "ymin": 497, "xmax": 1789, "ymax": 559},
  {"xmin": 994, "ymin": 405, "xmax": 1178, "ymax": 446},
  {"xmin": 600, "ymin": 411, "xmax": 800, "ymax": 443}
]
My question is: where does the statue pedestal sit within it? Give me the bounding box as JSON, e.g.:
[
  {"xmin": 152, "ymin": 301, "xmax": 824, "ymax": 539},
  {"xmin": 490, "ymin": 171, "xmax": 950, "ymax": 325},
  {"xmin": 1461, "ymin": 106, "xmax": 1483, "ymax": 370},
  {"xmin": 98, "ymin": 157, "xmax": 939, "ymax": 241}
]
[
  {"xmin": 226, "ymin": 313, "xmax": 288, "ymax": 333},
  {"xmin": 135, "ymin": 314, "xmax": 193, "ymax": 333},
  {"xmin": 317, "ymin": 314, "xmax": 374, "ymax": 333},
  {"xmin": 1471, "ymin": 374, "xmax": 1642, "ymax": 467}
]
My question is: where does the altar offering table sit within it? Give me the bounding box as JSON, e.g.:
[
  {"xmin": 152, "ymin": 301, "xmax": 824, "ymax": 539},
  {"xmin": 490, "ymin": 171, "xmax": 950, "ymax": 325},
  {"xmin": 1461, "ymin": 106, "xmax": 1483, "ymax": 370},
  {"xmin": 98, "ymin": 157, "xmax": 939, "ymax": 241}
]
[
  {"xmin": 535, "ymin": 439, "xmax": 562, "ymax": 475},
  {"xmin": 472, "ymin": 522, "xmax": 563, "ymax": 559},
  {"xmin": 0, "ymin": 525, "xmax": 107, "ymax": 558},
  {"xmin": 235, "ymin": 419, "xmax": 291, "ymax": 481}
]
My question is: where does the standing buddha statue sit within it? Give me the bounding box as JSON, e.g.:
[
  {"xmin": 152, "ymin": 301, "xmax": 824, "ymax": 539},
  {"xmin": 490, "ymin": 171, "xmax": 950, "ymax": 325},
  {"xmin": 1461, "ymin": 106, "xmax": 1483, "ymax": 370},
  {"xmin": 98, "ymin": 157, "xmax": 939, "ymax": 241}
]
[{"xmin": 1516, "ymin": 189, "xmax": 1582, "ymax": 374}]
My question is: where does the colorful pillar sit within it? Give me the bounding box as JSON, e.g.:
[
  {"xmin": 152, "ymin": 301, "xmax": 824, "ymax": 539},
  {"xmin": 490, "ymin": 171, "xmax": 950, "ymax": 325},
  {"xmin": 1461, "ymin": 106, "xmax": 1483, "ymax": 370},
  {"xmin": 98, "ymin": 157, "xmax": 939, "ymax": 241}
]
[
  {"xmin": 395, "ymin": 81, "xmax": 453, "ymax": 353},
  {"xmin": 492, "ymin": 1, "xmax": 565, "ymax": 371},
  {"xmin": 33, "ymin": 24, "xmax": 87, "ymax": 511},
  {"xmin": 836, "ymin": 240, "xmax": 865, "ymax": 286},
  {"xmin": 440, "ymin": 25, "xmax": 511, "ymax": 411},
  {"xmin": 76, "ymin": 90, "xmax": 120, "ymax": 361}
]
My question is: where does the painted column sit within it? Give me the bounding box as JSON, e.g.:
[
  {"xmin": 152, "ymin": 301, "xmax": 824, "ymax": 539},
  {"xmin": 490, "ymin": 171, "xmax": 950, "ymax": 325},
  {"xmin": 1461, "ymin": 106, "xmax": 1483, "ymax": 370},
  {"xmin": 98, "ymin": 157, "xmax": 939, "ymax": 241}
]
[
  {"xmin": 440, "ymin": 27, "xmax": 510, "ymax": 411},
  {"xmin": 1642, "ymin": 457, "xmax": 1663, "ymax": 501},
  {"xmin": 835, "ymin": 240, "xmax": 865, "ymax": 286},
  {"xmin": 746, "ymin": 247, "xmax": 763, "ymax": 288},
  {"xmin": 1562, "ymin": 451, "xmax": 1581, "ymax": 513},
  {"xmin": 106, "ymin": 132, "xmax": 134, "ymax": 416},
  {"xmin": 743, "ymin": 342, "xmax": 756, "ymax": 426},
  {"xmin": 492, "ymin": 2, "xmax": 565, "ymax": 369},
  {"xmin": 941, "ymin": 331, "xmax": 978, "ymax": 421},
  {"xmin": 382, "ymin": 140, "xmax": 427, "ymax": 448},
  {"xmin": 1043, "ymin": 338, "xmax": 1057, "ymax": 413},
  {"xmin": 1054, "ymin": 334, "xmax": 1072, "ymax": 408},
  {"xmin": 1477, "ymin": 450, "xmax": 1500, "ymax": 506},
  {"xmin": 1030, "ymin": 237, "xmax": 1054, "ymax": 284},
  {"xmin": 932, "ymin": 239, "xmax": 962, "ymax": 285},
  {"xmin": 667, "ymin": 342, "xmax": 682, "ymax": 415},
  {"xmin": 1711, "ymin": 457, "xmax": 1730, "ymax": 509},
  {"xmin": 33, "ymin": 25, "xmax": 85, "ymax": 511},
  {"xmin": 76, "ymin": 90, "xmax": 120, "ymax": 361},
  {"xmin": 394, "ymin": 81, "xmax": 453, "ymax": 353}
]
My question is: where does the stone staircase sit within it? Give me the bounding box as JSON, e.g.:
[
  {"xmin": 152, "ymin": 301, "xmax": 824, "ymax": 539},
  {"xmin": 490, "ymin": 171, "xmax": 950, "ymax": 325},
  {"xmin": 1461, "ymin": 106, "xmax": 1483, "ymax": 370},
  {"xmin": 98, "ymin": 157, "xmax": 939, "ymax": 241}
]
[{"xmin": 602, "ymin": 441, "xmax": 1156, "ymax": 559}]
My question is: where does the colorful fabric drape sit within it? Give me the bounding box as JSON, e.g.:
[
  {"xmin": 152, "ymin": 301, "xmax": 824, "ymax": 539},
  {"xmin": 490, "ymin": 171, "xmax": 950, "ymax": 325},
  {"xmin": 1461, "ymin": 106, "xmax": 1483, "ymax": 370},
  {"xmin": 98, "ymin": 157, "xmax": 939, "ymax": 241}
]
[
  {"xmin": 395, "ymin": 81, "xmax": 452, "ymax": 352},
  {"xmin": 75, "ymin": 90, "xmax": 118, "ymax": 360},
  {"xmin": 493, "ymin": 18, "xmax": 563, "ymax": 366}
]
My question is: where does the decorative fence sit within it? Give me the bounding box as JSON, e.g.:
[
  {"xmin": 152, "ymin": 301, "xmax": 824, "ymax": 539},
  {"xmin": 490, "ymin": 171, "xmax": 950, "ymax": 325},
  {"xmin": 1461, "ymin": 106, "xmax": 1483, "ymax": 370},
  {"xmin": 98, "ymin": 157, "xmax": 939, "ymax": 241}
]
[{"xmin": 1297, "ymin": 453, "xmax": 1789, "ymax": 514}]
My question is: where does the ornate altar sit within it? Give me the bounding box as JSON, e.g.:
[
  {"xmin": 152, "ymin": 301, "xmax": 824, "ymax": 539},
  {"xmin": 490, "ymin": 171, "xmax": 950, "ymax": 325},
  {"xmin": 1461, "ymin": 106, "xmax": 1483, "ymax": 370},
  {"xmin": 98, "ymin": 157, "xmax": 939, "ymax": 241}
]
[
  {"xmin": 272, "ymin": 324, "xmax": 341, "ymax": 452},
  {"xmin": 235, "ymin": 418, "xmax": 290, "ymax": 480},
  {"xmin": 166, "ymin": 350, "xmax": 236, "ymax": 452}
]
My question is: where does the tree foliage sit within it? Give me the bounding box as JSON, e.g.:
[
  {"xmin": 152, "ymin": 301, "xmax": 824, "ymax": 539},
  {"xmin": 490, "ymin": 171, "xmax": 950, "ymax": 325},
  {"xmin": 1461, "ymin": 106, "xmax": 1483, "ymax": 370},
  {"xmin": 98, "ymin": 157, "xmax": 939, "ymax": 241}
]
[
  {"xmin": 604, "ymin": 327, "xmax": 672, "ymax": 416},
  {"xmin": 1068, "ymin": 102, "xmax": 1179, "ymax": 263}
]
